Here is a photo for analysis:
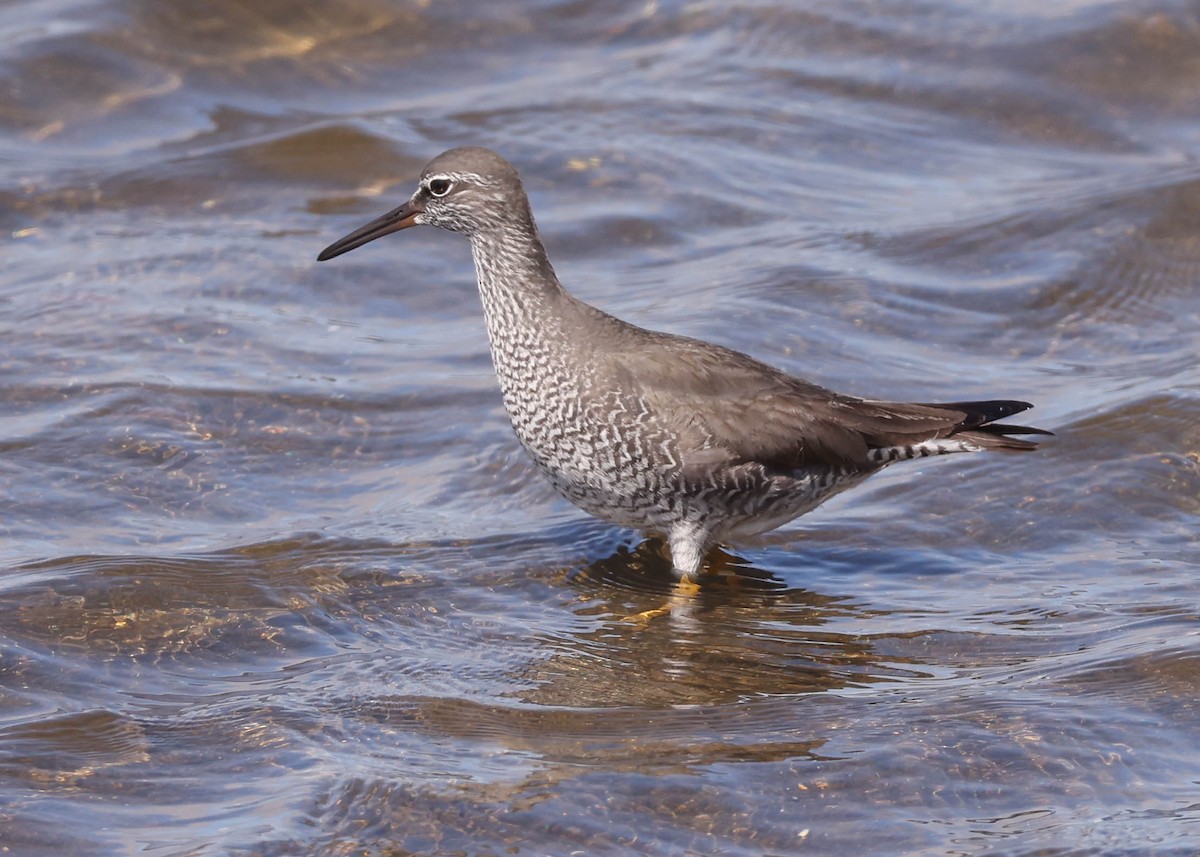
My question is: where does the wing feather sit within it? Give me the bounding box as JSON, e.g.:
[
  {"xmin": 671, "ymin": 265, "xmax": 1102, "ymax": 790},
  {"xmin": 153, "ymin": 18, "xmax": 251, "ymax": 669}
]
[{"xmin": 599, "ymin": 328, "xmax": 1047, "ymax": 472}]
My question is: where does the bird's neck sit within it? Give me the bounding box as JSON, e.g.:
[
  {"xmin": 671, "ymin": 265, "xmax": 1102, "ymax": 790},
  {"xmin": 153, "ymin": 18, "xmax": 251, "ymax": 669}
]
[
  {"xmin": 466, "ymin": 219, "xmax": 594, "ymax": 420},
  {"xmin": 469, "ymin": 221, "xmax": 569, "ymax": 344}
]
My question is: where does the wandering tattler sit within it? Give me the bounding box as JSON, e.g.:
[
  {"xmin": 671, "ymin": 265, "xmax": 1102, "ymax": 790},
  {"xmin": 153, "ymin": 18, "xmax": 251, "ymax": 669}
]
[{"xmin": 318, "ymin": 147, "xmax": 1050, "ymax": 578}]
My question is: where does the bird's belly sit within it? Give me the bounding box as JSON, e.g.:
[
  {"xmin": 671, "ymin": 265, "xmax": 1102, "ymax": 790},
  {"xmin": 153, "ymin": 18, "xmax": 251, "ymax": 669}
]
[
  {"xmin": 512, "ymin": 419, "xmax": 678, "ymax": 529},
  {"xmin": 709, "ymin": 467, "xmax": 873, "ymax": 542},
  {"xmin": 499, "ymin": 387, "xmax": 681, "ymax": 528}
]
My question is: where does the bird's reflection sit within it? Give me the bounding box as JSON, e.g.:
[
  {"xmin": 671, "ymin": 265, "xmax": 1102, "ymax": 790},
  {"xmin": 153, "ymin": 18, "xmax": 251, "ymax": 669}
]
[
  {"xmin": 516, "ymin": 536, "xmax": 902, "ymax": 710},
  {"xmin": 573, "ymin": 536, "xmax": 787, "ymax": 592},
  {"xmin": 571, "ymin": 537, "xmax": 792, "ymax": 626}
]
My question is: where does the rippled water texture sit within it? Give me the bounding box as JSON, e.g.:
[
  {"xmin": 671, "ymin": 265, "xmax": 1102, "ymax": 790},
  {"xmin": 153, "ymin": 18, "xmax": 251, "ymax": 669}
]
[{"xmin": 3, "ymin": 1, "xmax": 1200, "ymax": 854}]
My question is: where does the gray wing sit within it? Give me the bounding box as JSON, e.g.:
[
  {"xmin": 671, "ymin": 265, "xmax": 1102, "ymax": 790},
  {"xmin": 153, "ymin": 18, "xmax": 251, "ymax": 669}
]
[{"xmin": 601, "ymin": 328, "xmax": 1043, "ymax": 475}]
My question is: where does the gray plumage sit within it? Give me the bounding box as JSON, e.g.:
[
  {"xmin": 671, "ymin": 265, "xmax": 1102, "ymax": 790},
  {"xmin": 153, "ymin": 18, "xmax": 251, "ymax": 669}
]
[{"xmin": 318, "ymin": 147, "xmax": 1050, "ymax": 577}]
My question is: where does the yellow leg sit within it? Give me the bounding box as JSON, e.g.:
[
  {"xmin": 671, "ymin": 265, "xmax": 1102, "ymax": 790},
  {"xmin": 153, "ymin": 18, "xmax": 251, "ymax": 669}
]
[
  {"xmin": 673, "ymin": 574, "xmax": 702, "ymax": 597},
  {"xmin": 622, "ymin": 572, "xmax": 704, "ymax": 623},
  {"xmin": 623, "ymin": 603, "xmax": 671, "ymax": 624}
]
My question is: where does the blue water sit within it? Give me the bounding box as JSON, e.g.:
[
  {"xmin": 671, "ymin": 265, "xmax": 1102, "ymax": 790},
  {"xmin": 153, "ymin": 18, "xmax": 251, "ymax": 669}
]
[{"xmin": 2, "ymin": 1, "xmax": 1199, "ymax": 854}]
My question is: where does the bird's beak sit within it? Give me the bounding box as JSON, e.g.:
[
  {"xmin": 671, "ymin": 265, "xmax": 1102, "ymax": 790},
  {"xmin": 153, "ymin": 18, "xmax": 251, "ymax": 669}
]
[{"xmin": 316, "ymin": 198, "xmax": 424, "ymax": 261}]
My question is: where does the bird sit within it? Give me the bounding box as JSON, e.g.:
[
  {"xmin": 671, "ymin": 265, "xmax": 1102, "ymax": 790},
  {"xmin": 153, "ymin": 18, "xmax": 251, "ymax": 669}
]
[{"xmin": 317, "ymin": 147, "xmax": 1050, "ymax": 579}]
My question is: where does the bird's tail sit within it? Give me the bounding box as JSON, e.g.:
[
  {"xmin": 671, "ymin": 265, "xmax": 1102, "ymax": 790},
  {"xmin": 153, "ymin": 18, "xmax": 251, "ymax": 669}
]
[{"xmin": 927, "ymin": 399, "xmax": 1054, "ymax": 451}]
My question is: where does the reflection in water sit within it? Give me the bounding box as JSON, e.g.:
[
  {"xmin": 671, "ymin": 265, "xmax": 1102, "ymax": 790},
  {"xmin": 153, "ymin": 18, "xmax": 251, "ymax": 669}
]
[
  {"xmin": 1, "ymin": 521, "xmax": 1198, "ymax": 854},
  {"xmin": 553, "ymin": 537, "xmax": 897, "ymax": 706},
  {"xmin": 576, "ymin": 536, "xmax": 789, "ymax": 593},
  {"xmin": 0, "ymin": 710, "xmax": 150, "ymax": 787}
]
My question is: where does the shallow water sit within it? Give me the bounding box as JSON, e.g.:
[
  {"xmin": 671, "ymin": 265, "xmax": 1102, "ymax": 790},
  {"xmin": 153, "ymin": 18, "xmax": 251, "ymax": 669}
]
[{"xmin": 3, "ymin": 0, "xmax": 1200, "ymax": 854}]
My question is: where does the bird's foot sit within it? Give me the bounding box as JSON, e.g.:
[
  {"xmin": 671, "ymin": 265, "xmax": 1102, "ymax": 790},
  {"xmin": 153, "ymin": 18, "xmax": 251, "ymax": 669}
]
[{"xmin": 621, "ymin": 573, "xmax": 703, "ymax": 623}]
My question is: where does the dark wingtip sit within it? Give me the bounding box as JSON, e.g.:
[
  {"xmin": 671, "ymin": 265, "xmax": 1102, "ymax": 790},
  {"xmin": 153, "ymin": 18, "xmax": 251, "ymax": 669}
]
[
  {"xmin": 924, "ymin": 399, "xmax": 1051, "ymax": 432},
  {"xmin": 986, "ymin": 423, "xmax": 1055, "ymax": 437},
  {"xmin": 964, "ymin": 407, "xmax": 1054, "ymax": 451},
  {"xmin": 919, "ymin": 398, "xmax": 1053, "ymax": 446}
]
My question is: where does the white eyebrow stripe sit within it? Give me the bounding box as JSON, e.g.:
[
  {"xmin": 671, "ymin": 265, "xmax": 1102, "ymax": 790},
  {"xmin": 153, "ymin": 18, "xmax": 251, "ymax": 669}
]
[{"xmin": 424, "ymin": 170, "xmax": 496, "ymax": 188}]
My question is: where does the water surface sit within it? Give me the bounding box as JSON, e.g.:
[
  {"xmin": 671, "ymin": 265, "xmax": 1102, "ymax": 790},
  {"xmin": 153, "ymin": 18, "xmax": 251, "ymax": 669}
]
[{"xmin": 2, "ymin": 1, "xmax": 1199, "ymax": 854}]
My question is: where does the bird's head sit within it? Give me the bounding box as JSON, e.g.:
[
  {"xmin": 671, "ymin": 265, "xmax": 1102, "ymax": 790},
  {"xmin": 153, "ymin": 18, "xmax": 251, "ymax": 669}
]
[{"xmin": 317, "ymin": 147, "xmax": 525, "ymax": 261}]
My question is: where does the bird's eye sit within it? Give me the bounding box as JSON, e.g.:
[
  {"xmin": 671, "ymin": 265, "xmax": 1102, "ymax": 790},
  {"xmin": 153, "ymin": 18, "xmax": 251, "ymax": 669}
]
[{"xmin": 428, "ymin": 178, "xmax": 452, "ymax": 197}]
